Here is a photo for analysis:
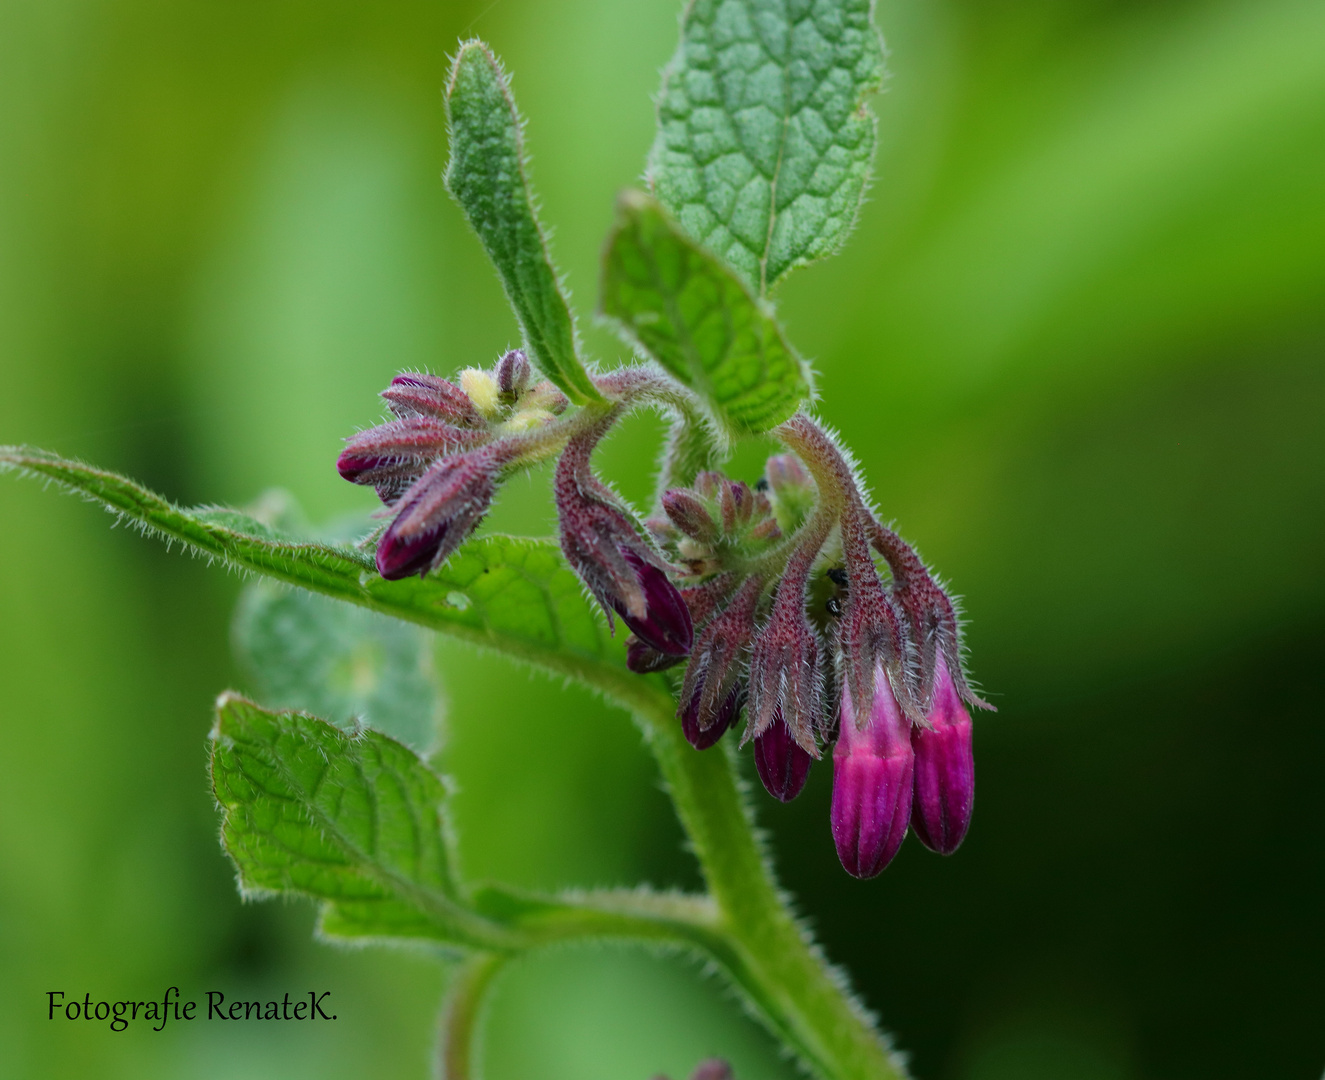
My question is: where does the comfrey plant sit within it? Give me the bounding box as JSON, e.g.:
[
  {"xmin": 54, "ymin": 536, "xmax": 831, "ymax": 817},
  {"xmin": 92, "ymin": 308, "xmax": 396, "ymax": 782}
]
[{"xmin": 3, "ymin": 3, "xmax": 992, "ymax": 1077}]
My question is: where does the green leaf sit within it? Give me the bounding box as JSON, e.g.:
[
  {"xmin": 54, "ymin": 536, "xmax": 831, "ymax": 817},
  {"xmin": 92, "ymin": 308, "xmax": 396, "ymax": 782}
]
[
  {"xmin": 0, "ymin": 447, "xmax": 666, "ymax": 715},
  {"xmin": 648, "ymin": 0, "xmax": 884, "ymax": 295},
  {"xmin": 599, "ymin": 191, "xmax": 812, "ymax": 433},
  {"xmin": 445, "ymin": 40, "xmax": 603, "ymax": 405},
  {"xmin": 210, "ymin": 693, "xmax": 507, "ymax": 948},
  {"xmin": 233, "ymin": 579, "xmax": 442, "ymax": 752}
]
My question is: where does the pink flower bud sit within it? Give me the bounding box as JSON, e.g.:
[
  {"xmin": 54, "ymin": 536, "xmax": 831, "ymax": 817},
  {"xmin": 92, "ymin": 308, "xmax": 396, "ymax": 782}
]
[
  {"xmin": 831, "ymin": 664, "xmax": 914, "ymax": 878},
  {"xmin": 910, "ymin": 653, "xmax": 974, "ymax": 854},
  {"xmin": 754, "ymin": 708, "xmax": 813, "ymax": 802}
]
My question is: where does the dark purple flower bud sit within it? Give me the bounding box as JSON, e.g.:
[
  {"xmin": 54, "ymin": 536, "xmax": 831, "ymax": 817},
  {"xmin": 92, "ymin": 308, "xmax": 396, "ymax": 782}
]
[
  {"xmin": 620, "ymin": 549, "xmax": 693, "ymax": 656},
  {"xmin": 681, "ymin": 682, "xmax": 742, "ymax": 750},
  {"xmin": 831, "ymin": 664, "xmax": 915, "ymax": 878},
  {"xmin": 626, "ymin": 635, "xmax": 685, "ymax": 674},
  {"xmin": 495, "ymin": 348, "xmax": 531, "ymax": 404},
  {"xmin": 662, "ymin": 488, "xmax": 718, "ymax": 544},
  {"xmin": 375, "ymin": 447, "xmax": 500, "ymax": 580},
  {"xmin": 555, "ymin": 432, "xmax": 692, "ymax": 656},
  {"xmin": 910, "ymin": 652, "xmax": 975, "ymax": 854},
  {"xmin": 678, "ymin": 576, "xmax": 762, "ymax": 738},
  {"xmin": 338, "ymin": 417, "xmax": 489, "ymax": 502},
  {"xmin": 380, "ymin": 372, "xmax": 487, "ymax": 427},
  {"xmin": 754, "ymin": 708, "xmax": 813, "ymax": 802}
]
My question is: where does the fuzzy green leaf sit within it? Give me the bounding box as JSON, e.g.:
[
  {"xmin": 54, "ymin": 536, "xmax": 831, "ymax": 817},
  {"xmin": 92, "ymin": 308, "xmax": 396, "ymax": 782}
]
[
  {"xmin": 233, "ymin": 580, "xmax": 442, "ymax": 752},
  {"xmin": 0, "ymin": 448, "xmax": 662, "ymax": 714},
  {"xmin": 210, "ymin": 693, "xmax": 507, "ymax": 947},
  {"xmin": 599, "ymin": 191, "xmax": 811, "ymax": 433},
  {"xmin": 445, "ymin": 40, "xmax": 602, "ymax": 405},
  {"xmin": 648, "ymin": 0, "xmax": 884, "ymax": 295}
]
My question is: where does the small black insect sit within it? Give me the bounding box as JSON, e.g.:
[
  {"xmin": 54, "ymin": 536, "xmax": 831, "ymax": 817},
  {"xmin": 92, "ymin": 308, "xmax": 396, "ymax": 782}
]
[
  {"xmin": 826, "ymin": 597, "xmax": 843, "ymax": 617},
  {"xmin": 826, "ymin": 567, "xmax": 848, "ymax": 587}
]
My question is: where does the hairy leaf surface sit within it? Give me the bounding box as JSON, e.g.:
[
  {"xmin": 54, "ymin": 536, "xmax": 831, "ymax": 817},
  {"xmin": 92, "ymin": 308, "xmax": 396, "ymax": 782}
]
[
  {"xmin": 211, "ymin": 694, "xmax": 499, "ymax": 945},
  {"xmin": 445, "ymin": 41, "xmax": 602, "ymax": 404},
  {"xmin": 233, "ymin": 581, "xmax": 442, "ymax": 752},
  {"xmin": 648, "ymin": 0, "xmax": 883, "ymax": 295},
  {"xmin": 600, "ymin": 191, "xmax": 811, "ymax": 433}
]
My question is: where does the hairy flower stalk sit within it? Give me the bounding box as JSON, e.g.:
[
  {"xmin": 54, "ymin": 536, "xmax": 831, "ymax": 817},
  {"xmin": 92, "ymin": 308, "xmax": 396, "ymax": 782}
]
[
  {"xmin": 745, "ymin": 512, "xmax": 830, "ymax": 753},
  {"xmin": 677, "ymin": 575, "xmax": 763, "ymax": 736}
]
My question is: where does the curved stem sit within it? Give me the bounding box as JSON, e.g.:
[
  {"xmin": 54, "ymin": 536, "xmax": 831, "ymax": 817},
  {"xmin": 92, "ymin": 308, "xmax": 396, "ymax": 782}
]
[
  {"xmin": 631, "ymin": 700, "xmax": 907, "ymax": 1080},
  {"xmin": 438, "ymin": 953, "xmax": 506, "ymax": 1080}
]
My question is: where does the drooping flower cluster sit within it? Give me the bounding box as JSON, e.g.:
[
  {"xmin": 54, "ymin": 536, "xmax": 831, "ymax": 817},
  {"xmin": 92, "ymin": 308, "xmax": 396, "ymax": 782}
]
[{"xmin": 341, "ymin": 359, "xmax": 990, "ymax": 879}]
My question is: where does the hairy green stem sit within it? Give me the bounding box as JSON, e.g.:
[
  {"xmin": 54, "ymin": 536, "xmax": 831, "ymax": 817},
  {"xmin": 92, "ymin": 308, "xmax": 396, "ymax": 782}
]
[
  {"xmin": 439, "ymin": 953, "xmax": 505, "ymax": 1080},
  {"xmin": 632, "ymin": 701, "xmax": 906, "ymax": 1080}
]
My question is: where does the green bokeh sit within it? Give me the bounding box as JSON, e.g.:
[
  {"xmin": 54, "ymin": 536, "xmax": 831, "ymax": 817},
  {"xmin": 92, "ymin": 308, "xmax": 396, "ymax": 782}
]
[{"xmin": 1, "ymin": 1, "xmax": 1321, "ymax": 1078}]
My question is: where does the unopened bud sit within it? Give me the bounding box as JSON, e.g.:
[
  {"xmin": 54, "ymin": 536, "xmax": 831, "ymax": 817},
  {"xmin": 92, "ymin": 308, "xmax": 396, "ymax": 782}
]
[
  {"xmin": 764, "ymin": 453, "xmax": 816, "ymax": 533},
  {"xmin": 380, "ymin": 372, "xmax": 487, "ymax": 428},
  {"xmin": 375, "ymin": 448, "xmax": 500, "ymax": 580},
  {"xmin": 910, "ymin": 653, "xmax": 974, "ymax": 854},
  {"xmin": 662, "ymin": 489, "xmax": 718, "ymax": 544},
  {"xmin": 831, "ymin": 664, "xmax": 914, "ymax": 878},
  {"xmin": 337, "ymin": 417, "xmax": 488, "ymax": 502},
  {"xmin": 556, "ymin": 434, "xmax": 693, "ymax": 657},
  {"xmin": 626, "ymin": 635, "xmax": 685, "ymax": 674},
  {"xmin": 681, "ymin": 682, "xmax": 742, "ymax": 750},
  {"xmin": 753, "ymin": 708, "xmax": 813, "ymax": 802},
  {"xmin": 495, "ymin": 349, "xmax": 531, "ymax": 404}
]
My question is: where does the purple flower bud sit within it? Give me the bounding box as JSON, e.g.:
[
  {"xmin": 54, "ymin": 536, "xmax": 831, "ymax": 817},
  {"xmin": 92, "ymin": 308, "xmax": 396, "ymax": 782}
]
[
  {"xmin": 681, "ymin": 682, "xmax": 742, "ymax": 750},
  {"xmin": 910, "ymin": 653, "xmax": 974, "ymax": 854},
  {"xmin": 620, "ymin": 549, "xmax": 693, "ymax": 656},
  {"xmin": 746, "ymin": 515, "xmax": 828, "ymax": 752},
  {"xmin": 662, "ymin": 489, "xmax": 718, "ymax": 544},
  {"xmin": 754, "ymin": 708, "xmax": 813, "ymax": 802},
  {"xmin": 375, "ymin": 448, "xmax": 499, "ymax": 580},
  {"xmin": 555, "ymin": 433, "xmax": 693, "ymax": 657},
  {"xmin": 380, "ymin": 372, "xmax": 487, "ymax": 427},
  {"xmin": 678, "ymin": 576, "xmax": 761, "ymax": 738},
  {"xmin": 764, "ymin": 453, "xmax": 811, "ymax": 495},
  {"xmin": 495, "ymin": 349, "xmax": 531, "ymax": 404},
  {"xmin": 626, "ymin": 635, "xmax": 685, "ymax": 674},
  {"xmin": 338, "ymin": 417, "xmax": 489, "ymax": 502},
  {"xmin": 831, "ymin": 664, "xmax": 914, "ymax": 878}
]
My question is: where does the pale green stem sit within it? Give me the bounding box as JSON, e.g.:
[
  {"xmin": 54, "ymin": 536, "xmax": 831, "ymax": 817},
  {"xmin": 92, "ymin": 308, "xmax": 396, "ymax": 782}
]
[
  {"xmin": 438, "ymin": 952, "xmax": 505, "ymax": 1080},
  {"xmin": 632, "ymin": 699, "xmax": 906, "ymax": 1080}
]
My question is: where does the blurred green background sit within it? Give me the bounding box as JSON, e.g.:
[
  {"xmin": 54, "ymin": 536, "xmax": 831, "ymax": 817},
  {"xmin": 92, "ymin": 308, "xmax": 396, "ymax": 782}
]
[{"xmin": 2, "ymin": 0, "xmax": 1322, "ymax": 1077}]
